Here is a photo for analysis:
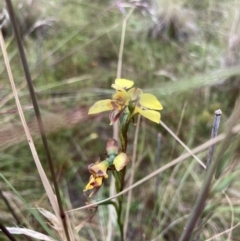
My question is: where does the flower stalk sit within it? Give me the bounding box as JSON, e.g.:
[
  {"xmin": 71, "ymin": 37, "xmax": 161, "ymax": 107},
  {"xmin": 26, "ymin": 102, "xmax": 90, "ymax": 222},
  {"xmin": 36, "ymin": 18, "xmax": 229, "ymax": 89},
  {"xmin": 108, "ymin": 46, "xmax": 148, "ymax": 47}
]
[{"xmin": 84, "ymin": 79, "xmax": 163, "ymax": 240}]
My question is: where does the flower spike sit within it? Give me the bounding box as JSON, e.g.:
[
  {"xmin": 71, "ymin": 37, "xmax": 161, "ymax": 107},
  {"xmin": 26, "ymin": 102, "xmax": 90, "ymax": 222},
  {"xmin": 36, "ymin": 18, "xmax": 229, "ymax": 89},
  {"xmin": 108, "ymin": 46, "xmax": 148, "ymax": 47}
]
[{"xmin": 85, "ymin": 79, "xmax": 163, "ymax": 198}]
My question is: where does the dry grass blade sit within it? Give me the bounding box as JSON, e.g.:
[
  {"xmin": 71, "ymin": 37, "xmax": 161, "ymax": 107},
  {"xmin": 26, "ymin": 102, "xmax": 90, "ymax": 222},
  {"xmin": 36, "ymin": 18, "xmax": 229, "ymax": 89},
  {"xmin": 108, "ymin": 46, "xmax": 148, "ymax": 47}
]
[
  {"xmin": 205, "ymin": 222, "xmax": 240, "ymax": 241},
  {"xmin": 113, "ymin": 6, "xmax": 135, "ymax": 138},
  {"xmin": 6, "ymin": 228, "xmax": 57, "ymax": 241},
  {"xmin": 222, "ymin": 191, "xmax": 234, "ymax": 241},
  {"xmin": 75, "ymin": 209, "xmax": 97, "ymax": 233},
  {"xmin": 0, "ymin": 29, "xmax": 70, "ymax": 240},
  {"xmin": 39, "ymin": 208, "xmax": 64, "ymax": 233},
  {"xmin": 150, "ymin": 67, "xmax": 240, "ymax": 96},
  {"xmin": 160, "ymin": 121, "xmax": 206, "ymax": 168},
  {"xmin": 39, "ymin": 208, "xmax": 75, "ymax": 241},
  {"xmin": 0, "ymin": 29, "xmax": 59, "ymax": 216},
  {"xmin": 116, "ymin": 8, "xmax": 135, "ymax": 78}
]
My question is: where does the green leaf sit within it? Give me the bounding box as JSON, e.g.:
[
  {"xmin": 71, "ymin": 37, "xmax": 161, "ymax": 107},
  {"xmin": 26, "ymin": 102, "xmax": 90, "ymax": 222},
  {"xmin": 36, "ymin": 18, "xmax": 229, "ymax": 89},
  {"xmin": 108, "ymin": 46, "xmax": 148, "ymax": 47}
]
[{"xmin": 211, "ymin": 172, "xmax": 239, "ymax": 195}]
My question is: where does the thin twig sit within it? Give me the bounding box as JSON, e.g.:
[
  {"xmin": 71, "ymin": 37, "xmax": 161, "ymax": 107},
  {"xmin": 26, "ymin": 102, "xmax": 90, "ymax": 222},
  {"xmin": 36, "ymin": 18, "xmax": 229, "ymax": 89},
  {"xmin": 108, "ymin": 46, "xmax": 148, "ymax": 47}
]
[
  {"xmin": 194, "ymin": 110, "xmax": 222, "ymax": 241},
  {"xmin": 4, "ymin": 1, "xmax": 71, "ymax": 241},
  {"xmin": 155, "ymin": 133, "xmax": 162, "ymax": 196},
  {"xmin": 114, "ymin": 7, "xmax": 135, "ymax": 139},
  {"xmin": 169, "ymin": 101, "xmax": 187, "ymax": 159},
  {"xmin": 67, "ymin": 123, "xmax": 240, "ymax": 213},
  {"xmin": 0, "ymin": 221, "xmax": 17, "ymax": 241},
  {"xmin": 116, "ymin": 8, "xmax": 135, "ymax": 78},
  {"xmin": 206, "ymin": 109, "xmax": 222, "ymax": 168},
  {"xmin": 179, "ymin": 98, "xmax": 240, "ymax": 241},
  {"xmin": 223, "ymin": 191, "xmax": 234, "ymax": 241},
  {"xmin": 0, "ymin": 189, "xmax": 33, "ymax": 241},
  {"xmin": 0, "ymin": 189, "xmax": 21, "ymax": 225}
]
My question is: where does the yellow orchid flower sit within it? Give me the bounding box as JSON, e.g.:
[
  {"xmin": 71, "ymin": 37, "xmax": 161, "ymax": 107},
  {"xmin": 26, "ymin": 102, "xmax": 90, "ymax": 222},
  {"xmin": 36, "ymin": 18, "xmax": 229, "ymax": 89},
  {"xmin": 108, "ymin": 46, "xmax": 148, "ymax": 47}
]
[
  {"xmin": 88, "ymin": 79, "xmax": 133, "ymax": 123},
  {"xmin": 83, "ymin": 175, "xmax": 104, "ymax": 197},
  {"xmin": 88, "ymin": 78, "xmax": 163, "ymax": 124},
  {"xmin": 84, "ymin": 159, "xmax": 109, "ymax": 197},
  {"xmin": 128, "ymin": 87, "xmax": 163, "ymax": 124},
  {"xmin": 84, "ymin": 138, "xmax": 131, "ymax": 197},
  {"xmin": 88, "ymin": 79, "xmax": 133, "ymax": 114},
  {"xmin": 88, "ymin": 159, "xmax": 109, "ymax": 178},
  {"xmin": 113, "ymin": 90, "xmax": 130, "ymax": 107}
]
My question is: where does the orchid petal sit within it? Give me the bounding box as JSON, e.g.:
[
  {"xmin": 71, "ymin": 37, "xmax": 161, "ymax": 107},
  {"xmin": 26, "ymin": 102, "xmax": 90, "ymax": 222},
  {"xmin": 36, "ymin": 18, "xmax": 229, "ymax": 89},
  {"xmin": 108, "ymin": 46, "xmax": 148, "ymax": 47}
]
[
  {"xmin": 111, "ymin": 84, "xmax": 124, "ymax": 91},
  {"xmin": 128, "ymin": 87, "xmax": 143, "ymax": 101},
  {"xmin": 84, "ymin": 175, "xmax": 103, "ymax": 191},
  {"xmin": 136, "ymin": 107, "xmax": 161, "ymax": 124},
  {"xmin": 139, "ymin": 93, "xmax": 163, "ymax": 110},
  {"xmin": 84, "ymin": 175, "xmax": 103, "ymax": 197},
  {"xmin": 115, "ymin": 78, "xmax": 134, "ymax": 88},
  {"xmin": 88, "ymin": 160, "xmax": 109, "ymax": 178},
  {"xmin": 88, "ymin": 100, "xmax": 113, "ymax": 114},
  {"xmin": 113, "ymin": 153, "xmax": 130, "ymax": 171},
  {"xmin": 112, "ymin": 79, "xmax": 134, "ymax": 90},
  {"xmin": 113, "ymin": 91, "xmax": 130, "ymax": 106}
]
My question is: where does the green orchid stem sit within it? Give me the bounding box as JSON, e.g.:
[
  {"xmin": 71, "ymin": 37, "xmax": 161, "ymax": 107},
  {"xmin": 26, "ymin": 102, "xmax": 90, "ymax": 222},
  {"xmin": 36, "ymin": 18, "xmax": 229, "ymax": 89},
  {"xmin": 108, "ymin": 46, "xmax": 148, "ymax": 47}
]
[
  {"xmin": 117, "ymin": 201, "xmax": 124, "ymax": 241},
  {"xmin": 98, "ymin": 200, "xmax": 119, "ymax": 213},
  {"xmin": 112, "ymin": 171, "xmax": 124, "ymax": 241},
  {"xmin": 97, "ymin": 199, "xmax": 122, "ymax": 236},
  {"xmin": 117, "ymin": 113, "xmax": 132, "ymax": 241},
  {"xmin": 120, "ymin": 112, "xmax": 131, "ymax": 153},
  {"xmin": 112, "ymin": 171, "xmax": 121, "ymax": 193}
]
